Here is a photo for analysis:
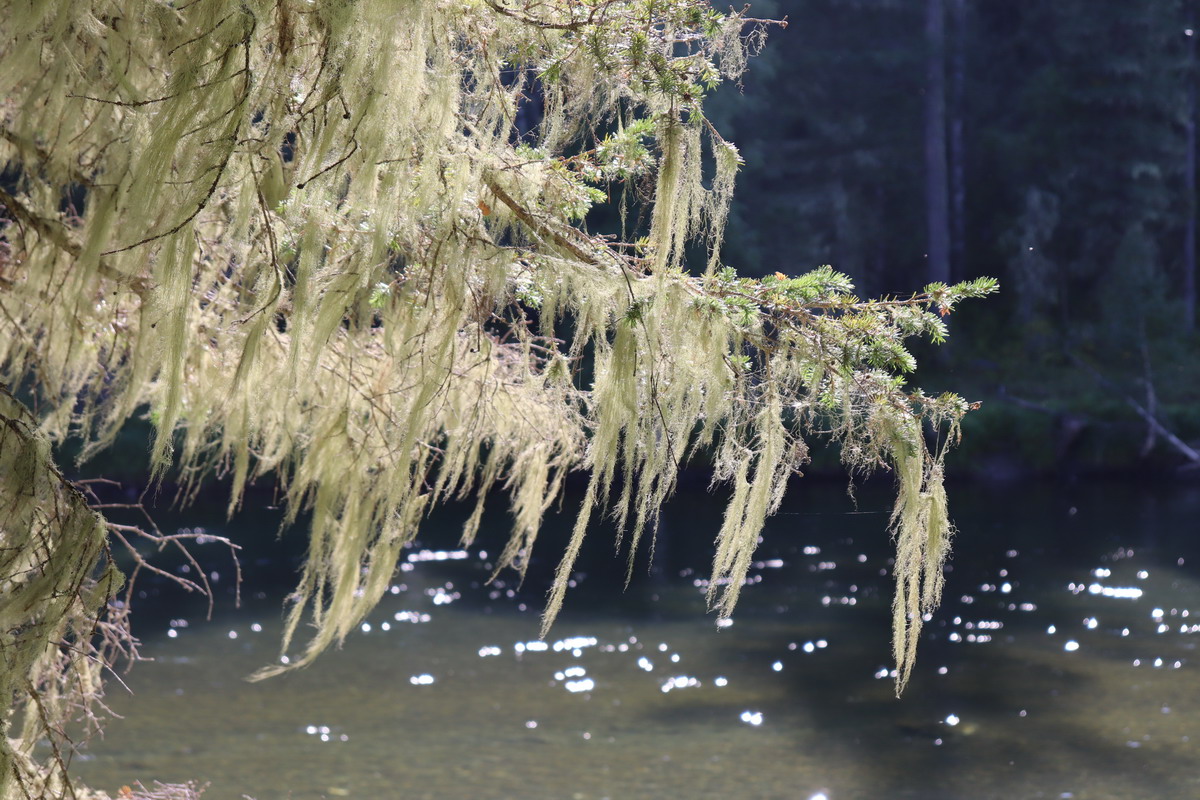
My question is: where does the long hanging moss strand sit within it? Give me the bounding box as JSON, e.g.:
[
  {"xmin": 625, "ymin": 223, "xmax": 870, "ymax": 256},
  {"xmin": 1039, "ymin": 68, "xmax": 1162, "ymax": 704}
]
[{"xmin": 0, "ymin": 6, "xmax": 995, "ymax": 790}]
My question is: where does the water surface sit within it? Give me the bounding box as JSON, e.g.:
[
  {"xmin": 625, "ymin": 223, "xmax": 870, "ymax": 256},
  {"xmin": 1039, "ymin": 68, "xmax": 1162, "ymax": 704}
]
[{"xmin": 72, "ymin": 481, "xmax": 1200, "ymax": 799}]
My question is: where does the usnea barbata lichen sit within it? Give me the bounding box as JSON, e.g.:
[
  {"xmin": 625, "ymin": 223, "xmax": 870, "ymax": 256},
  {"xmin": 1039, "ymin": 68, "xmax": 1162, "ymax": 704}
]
[{"xmin": 0, "ymin": 3, "xmax": 996, "ymax": 793}]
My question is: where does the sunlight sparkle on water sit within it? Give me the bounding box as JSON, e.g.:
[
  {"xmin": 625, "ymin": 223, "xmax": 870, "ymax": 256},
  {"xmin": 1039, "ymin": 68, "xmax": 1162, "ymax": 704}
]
[
  {"xmin": 1089, "ymin": 584, "xmax": 1142, "ymax": 599},
  {"xmin": 555, "ymin": 666, "xmax": 586, "ymax": 680},
  {"xmin": 552, "ymin": 636, "xmax": 597, "ymax": 652},
  {"xmin": 303, "ymin": 724, "xmax": 349, "ymax": 743},
  {"xmin": 429, "ymin": 586, "xmax": 460, "ymax": 605},
  {"xmin": 406, "ymin": 548, "xmax": 469, "ymax": 562},
  {"xmin": 661, "ymin": 675, "xmax": 700, "ymax": 693}
]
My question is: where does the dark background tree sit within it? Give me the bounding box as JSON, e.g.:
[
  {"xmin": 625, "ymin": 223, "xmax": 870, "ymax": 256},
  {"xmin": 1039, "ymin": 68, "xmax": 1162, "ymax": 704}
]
[
  {"xmin": 924, "ymin": 0, "xmax": 951, "ymax": 286},
  {"xmin": 711, "ymin": 0, "xmax": 1200, "ymax": 475}
]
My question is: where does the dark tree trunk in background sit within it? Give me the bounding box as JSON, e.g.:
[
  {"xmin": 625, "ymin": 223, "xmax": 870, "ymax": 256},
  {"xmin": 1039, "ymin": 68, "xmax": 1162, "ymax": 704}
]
[
  {"xmin": 949, "ymin": 0, "xmax": 967, "ymax": 282},
  {"xmin": 1186, "ymin": 21, "xmax": 1197, "ymax": 332},
  {"xmin": 924, "ymin": 0, "xmax": 951, "ymax": 285}
]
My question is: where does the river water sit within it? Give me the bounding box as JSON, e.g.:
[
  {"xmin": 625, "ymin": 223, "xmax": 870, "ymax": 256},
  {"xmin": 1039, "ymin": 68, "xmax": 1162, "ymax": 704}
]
[{"xmin": 70, "ymin": 480, "xmax": 1200, "ymax": 799}]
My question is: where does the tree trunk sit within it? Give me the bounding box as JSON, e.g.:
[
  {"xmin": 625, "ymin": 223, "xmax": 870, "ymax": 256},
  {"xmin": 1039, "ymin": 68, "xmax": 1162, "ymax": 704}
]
[
  {"xmin": 924, "ymin": 0, "xmax": 951, "ymax": 285},
  {"xmin": 1185, "ymin": 20, "xmax": 1197, "ymax": 332},
  {"xmin": 949, "ymin": 0, "xmax": 967, "ymax": 282}
]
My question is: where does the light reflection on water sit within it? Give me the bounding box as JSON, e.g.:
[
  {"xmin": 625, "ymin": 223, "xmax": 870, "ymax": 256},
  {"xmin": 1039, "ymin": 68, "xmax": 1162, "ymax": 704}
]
[{"xmin": 71, "ymin": 482, "xmax": 1200, "ymax": 799}]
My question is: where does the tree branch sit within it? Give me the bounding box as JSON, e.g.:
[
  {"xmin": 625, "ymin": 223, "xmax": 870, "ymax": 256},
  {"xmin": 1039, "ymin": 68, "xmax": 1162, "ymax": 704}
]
[
  {"xmin": 1070, "ymin": 354, "xmax": 1200, "ymax": 467},
  {"xmin": 0, "ymin": 187, "xmax": 151, "ymax": 297}
]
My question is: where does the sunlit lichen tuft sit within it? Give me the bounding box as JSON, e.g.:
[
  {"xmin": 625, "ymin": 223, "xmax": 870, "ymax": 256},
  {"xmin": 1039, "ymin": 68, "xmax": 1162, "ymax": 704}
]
[{"xmin": 0, "ymin": 4, "xmax": 996, "ymax": 790}]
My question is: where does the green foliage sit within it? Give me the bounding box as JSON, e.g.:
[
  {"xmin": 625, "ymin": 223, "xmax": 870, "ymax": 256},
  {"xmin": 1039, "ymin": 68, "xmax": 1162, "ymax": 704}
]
[{"xmin": 591, "ymin": 117, "xmax": 658, "ymax": 180}]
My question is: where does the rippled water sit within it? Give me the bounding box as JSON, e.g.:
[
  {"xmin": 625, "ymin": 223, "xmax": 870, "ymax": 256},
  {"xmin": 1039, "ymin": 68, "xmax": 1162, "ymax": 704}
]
[{"xmin": 70, "ymin": 481, "xmax": 1200, "ymax": 799}]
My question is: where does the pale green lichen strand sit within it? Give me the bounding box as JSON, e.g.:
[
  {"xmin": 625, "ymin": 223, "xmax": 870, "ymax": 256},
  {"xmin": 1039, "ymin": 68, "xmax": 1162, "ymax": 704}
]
[{"xmin": 0, "ymin": 8, "xmax": 995, "ymax": 784}]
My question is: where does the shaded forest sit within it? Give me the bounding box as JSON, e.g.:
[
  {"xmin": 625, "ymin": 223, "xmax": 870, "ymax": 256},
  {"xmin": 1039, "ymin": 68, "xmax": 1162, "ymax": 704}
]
[{"xmin": 708, "ymin": 0, "xmax": 1200, "ymax": 476}]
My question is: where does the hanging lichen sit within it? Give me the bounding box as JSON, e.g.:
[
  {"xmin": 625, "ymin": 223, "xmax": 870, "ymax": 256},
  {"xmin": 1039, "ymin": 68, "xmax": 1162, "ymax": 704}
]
[
  {"xmin": 1, "ymin": 385, "xmax": 238, "ymax": 799},
  {"xmin": 886, "ymin": 416, "xmax": 955, "ymax": 695},
  {"xmin": 0, "ymin": 4, "xmax": 997, "ymax": 790},
  {"xmin": 0, "ymin": 387, "xmax": 120, "ymax": 799}
]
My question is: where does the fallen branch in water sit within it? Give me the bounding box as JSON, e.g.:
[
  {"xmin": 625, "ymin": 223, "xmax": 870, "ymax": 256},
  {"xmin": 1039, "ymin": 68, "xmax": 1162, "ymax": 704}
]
[{"xmin": 1070, "ymin": 354, "xmax": 1200, "ymax": 469}]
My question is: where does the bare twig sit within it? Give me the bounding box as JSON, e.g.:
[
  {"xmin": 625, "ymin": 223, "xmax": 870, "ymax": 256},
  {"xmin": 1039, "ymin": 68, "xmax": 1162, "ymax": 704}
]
[
  {"xmin": 0, "ymin": 186, "xmax": 152, "ymax": 296},
  {"xmin": 1070, "ymin": 354, "xmax": 1200, "ymax": 467}
]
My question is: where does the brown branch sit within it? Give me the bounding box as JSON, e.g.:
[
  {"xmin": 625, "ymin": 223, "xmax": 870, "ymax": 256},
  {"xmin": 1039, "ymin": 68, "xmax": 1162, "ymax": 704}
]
[
  {"xmin": 0, "ymin": 186, "xmax": 81, "ymax": 257},
  {"xmin": 0, "ymin": 186, "xmax": 152, "ymax": 297},
  {"xmin": 0, "ymin": 127, "xmax": 95, "ymax": 189},
  {"xmin": 1070, "ymin": 354, "xmax": 1200, "ymax": 467},
  {"xmin": 482, "ymin": 174, "xmax": 604, "ymax": 267},
  {"xmin": 483, "ymin": 0, "xmax": 602, "ymax": 31}
]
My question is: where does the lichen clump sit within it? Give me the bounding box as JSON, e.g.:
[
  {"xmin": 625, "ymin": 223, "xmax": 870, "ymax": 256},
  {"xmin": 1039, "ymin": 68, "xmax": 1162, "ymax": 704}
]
[{"xmin": 0, "ymin": 5, "xmax": 995, "ymax": 790}]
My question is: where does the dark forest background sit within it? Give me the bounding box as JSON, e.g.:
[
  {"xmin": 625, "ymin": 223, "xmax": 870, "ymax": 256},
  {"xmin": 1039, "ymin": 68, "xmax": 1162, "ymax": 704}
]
[{"xmin": 703, "ymin": 0, "xmax": 1200, "ymax": 478}]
